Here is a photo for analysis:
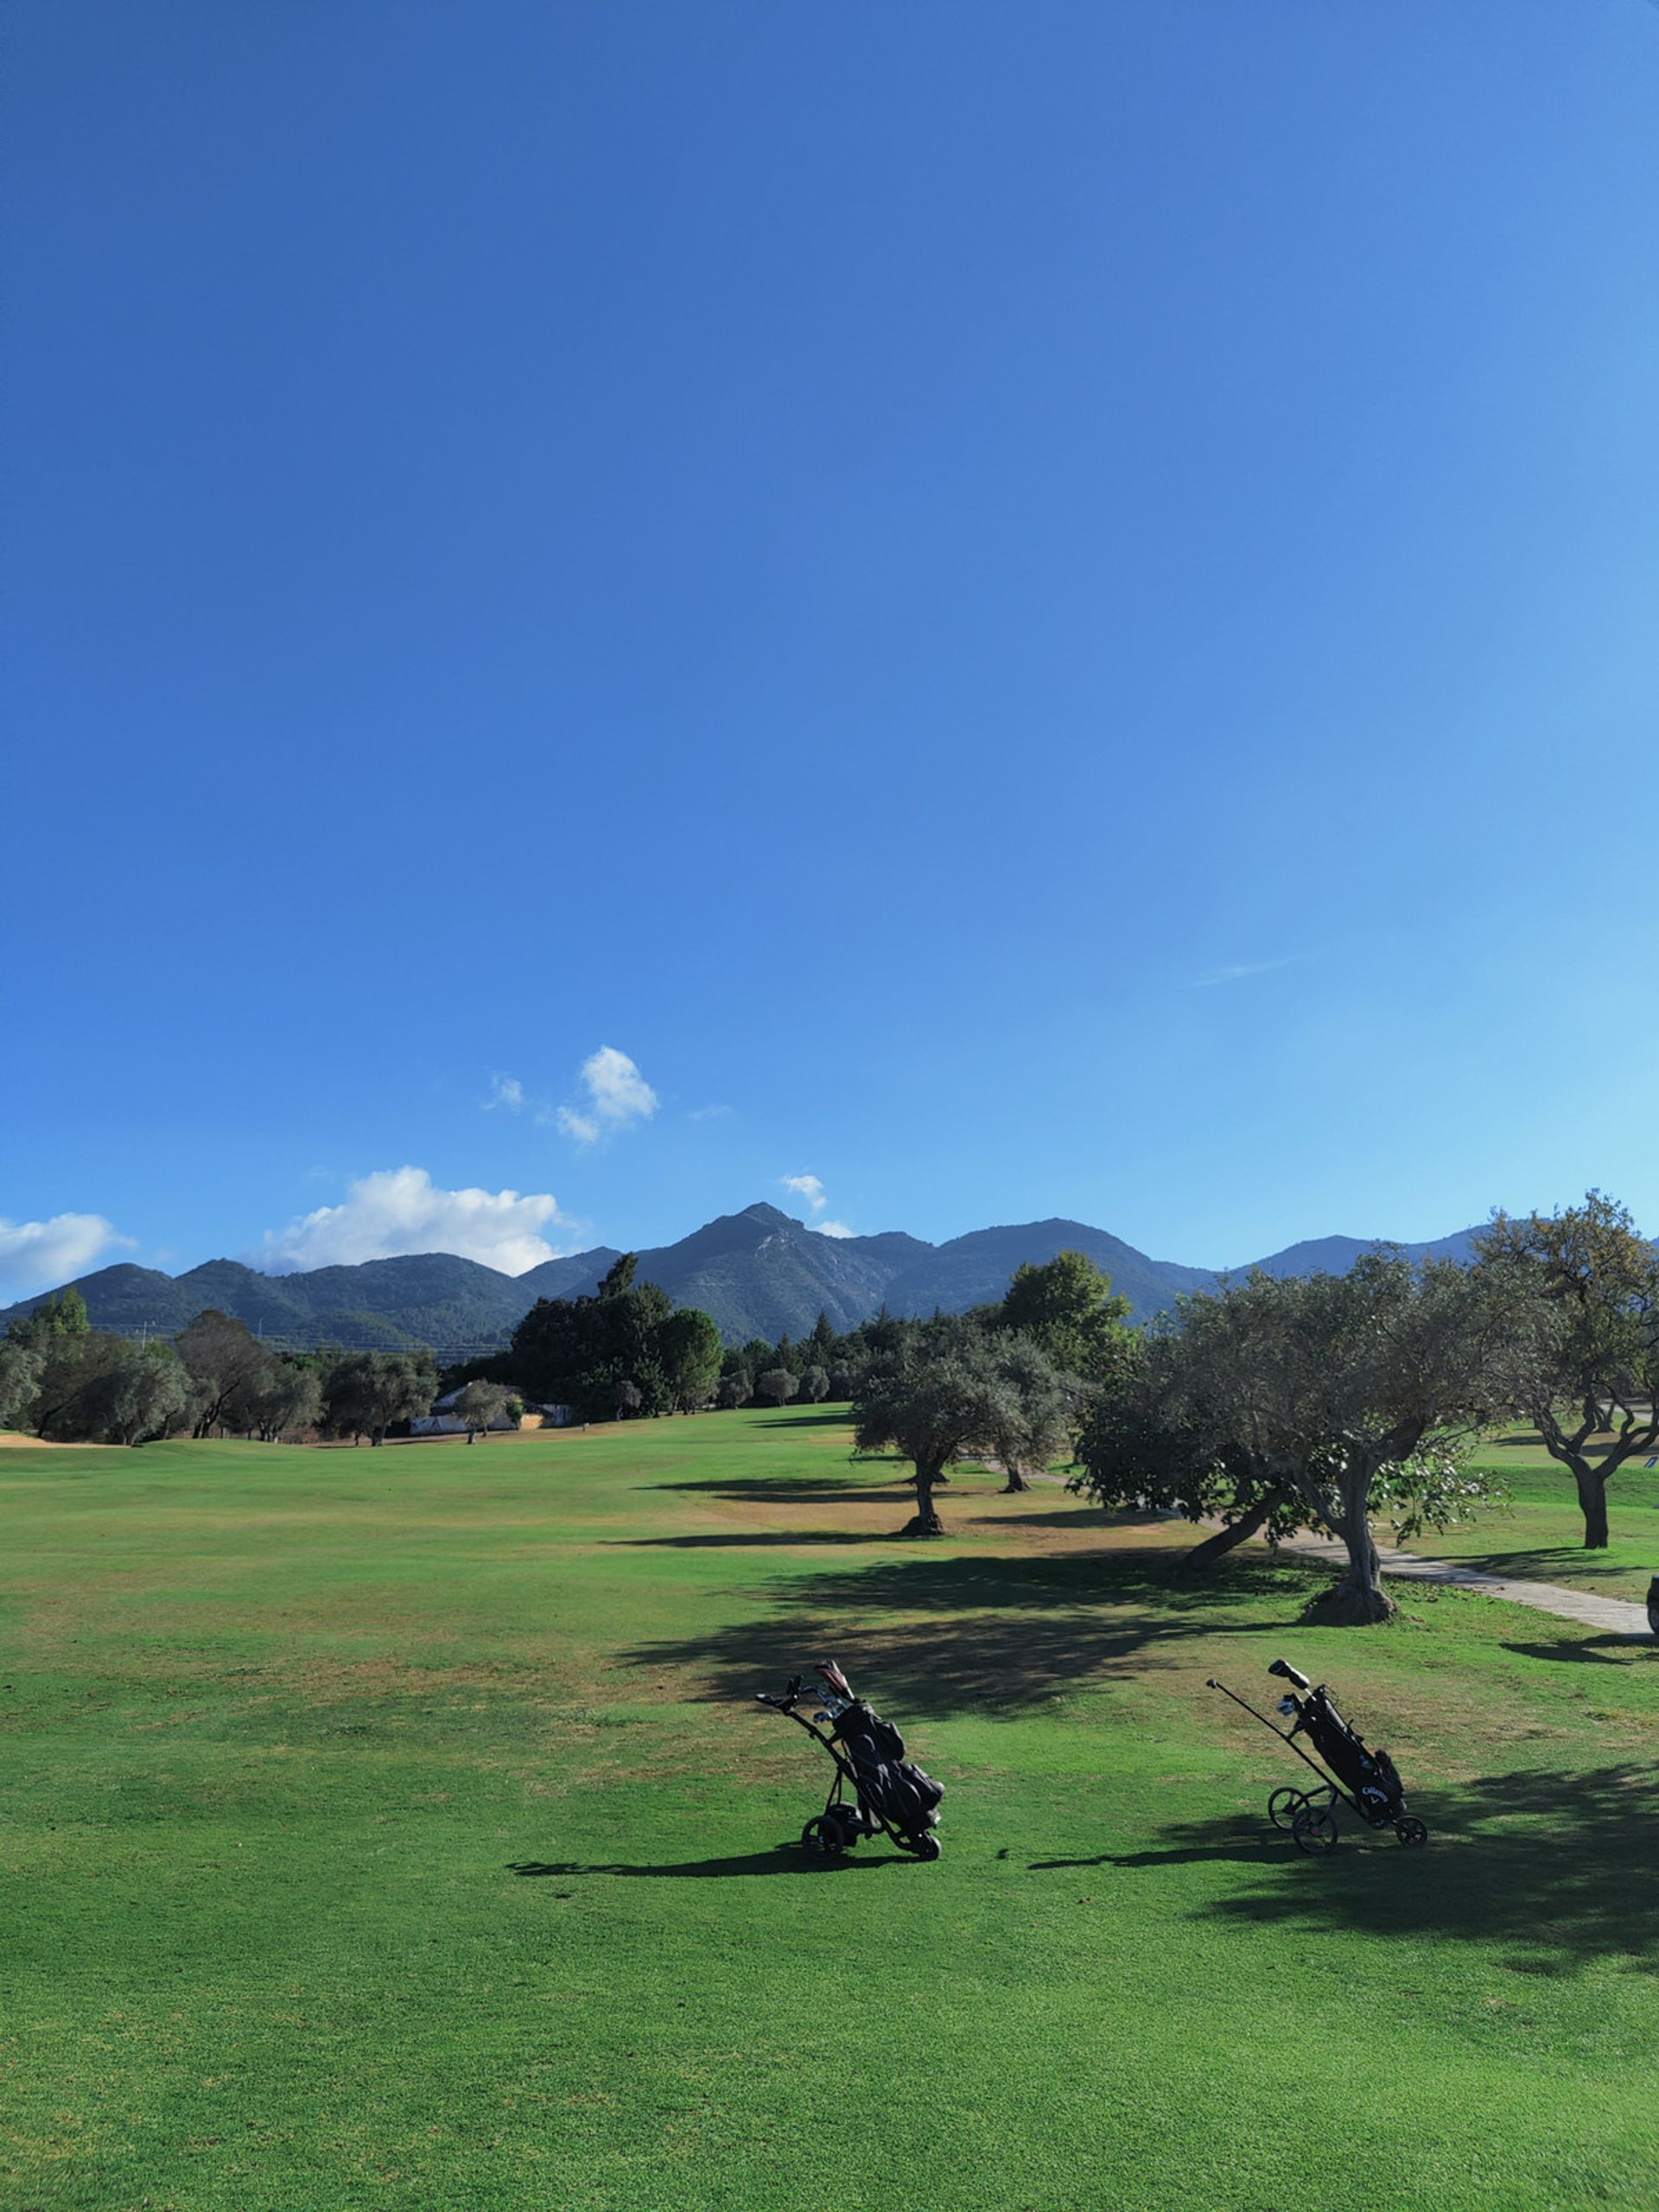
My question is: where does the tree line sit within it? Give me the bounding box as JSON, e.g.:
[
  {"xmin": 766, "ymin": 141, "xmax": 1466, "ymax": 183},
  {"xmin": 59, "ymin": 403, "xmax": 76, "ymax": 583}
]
[{"xmin": 0, "ymin": 1296, "xmax": 456, "ymax": 1448}]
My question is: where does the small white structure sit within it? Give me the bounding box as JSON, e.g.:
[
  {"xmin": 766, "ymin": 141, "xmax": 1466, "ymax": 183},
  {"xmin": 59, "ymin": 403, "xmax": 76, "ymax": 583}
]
[{"xmin": 410, "ymin": 1388, "xmax": 572, "ymax": 1437}]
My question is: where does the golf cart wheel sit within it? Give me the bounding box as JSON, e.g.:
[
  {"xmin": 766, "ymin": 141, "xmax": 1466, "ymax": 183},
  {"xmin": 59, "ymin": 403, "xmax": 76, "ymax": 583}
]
[
  {"xmin": 1394, "ymin": 1816, "xmax": 1428, "ymax": 1847},
  {"xmin": 908, "ymin": 1833, "xmax": 942, "ymax": 1861},
  {"xmin": 800, "ymin": 1816, "xmax": 844, "ymax": 1856},
  {"xmin": 1268, "ymin": 1787, "xmax": 1307, "ymax": 1831},
  {"xmin": 1291, "ymin": 1802, "xmax": 1338, "ymax": 1855}
]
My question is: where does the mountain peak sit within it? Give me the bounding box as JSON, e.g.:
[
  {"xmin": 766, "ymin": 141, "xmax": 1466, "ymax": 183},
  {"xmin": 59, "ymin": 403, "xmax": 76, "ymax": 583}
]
[{"xmin": 736, "ymin": 1202, "xmax": 796, "ymax": 1230}]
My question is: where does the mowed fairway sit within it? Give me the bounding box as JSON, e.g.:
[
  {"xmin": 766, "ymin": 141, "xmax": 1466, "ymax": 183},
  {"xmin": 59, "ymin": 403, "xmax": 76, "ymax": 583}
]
[{"xmin": 3, "ymin": 1409, "xmax": 1658, "ymax": 2212}]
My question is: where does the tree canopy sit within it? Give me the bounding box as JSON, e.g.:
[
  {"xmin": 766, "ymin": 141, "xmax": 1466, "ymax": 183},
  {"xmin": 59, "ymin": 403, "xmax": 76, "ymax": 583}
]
[{"xmin": 1474, "ymin": 1192, "xmax": 1659, "ymax": 1548}]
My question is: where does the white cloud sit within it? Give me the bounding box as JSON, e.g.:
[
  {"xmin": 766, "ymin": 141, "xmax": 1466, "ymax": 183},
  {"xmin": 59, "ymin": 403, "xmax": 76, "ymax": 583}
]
[
  {"xmin": 259, "ymin": 1166, "xmax": 576, "ymax": 1276},
  {"xmin": 783, "ymin": 1173, "xmax": 829, "ymax": 1215},
  {"xmin": 689, "ymin": 1103, "xmax": 733, "ymax": 1122},
  {"xmin": 1193, "ymin": 955, "xmax": 1305, "ymax": 988},
  {"xmin": 484, "ymin": 1071, "xmax": 525, "ymax": 1112},
  {"xmin": 0, "ymin": 1212, "xmax": 136, "ymax": 1294},
  {"xmin": 552, "ymin": 1046, "xmax": 659, "ymax": 1147},
  {"xmin": 816, "ymin": 1220, "xmax": 855, "ymax": 1239}
]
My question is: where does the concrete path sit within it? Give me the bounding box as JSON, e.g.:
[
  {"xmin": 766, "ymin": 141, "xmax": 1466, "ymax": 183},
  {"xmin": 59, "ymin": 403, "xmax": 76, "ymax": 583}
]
[
  {"xmin": 990, "ymin": 1464, "xmax": 1653, "ymax": 1639},
  {"xmin": 1252, "ymin": 1529, "xmax": 1651, "ymax": 1640}
]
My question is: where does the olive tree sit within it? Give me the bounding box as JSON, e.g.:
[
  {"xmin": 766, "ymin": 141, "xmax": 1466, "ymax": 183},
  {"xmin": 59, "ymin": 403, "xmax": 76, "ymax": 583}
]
[
  {"xmin": 1474, "ymin": 1194, "xmax": 1659, "ymax": 1548},
  {"xmin": 455, "ymin": 1379, "xmax": 518, "ymax": 1441},
  {"xmin": 1127, "ymin": 1255, "xmax": 1532, "ymax": 1621},
  {"xmin": 852, "ymin": 1329, "xmax": 1073, "ymax": 1535},
  {"xmin": 755, "ymin": 1369, "xmax": 798, "ymax": 1408}
]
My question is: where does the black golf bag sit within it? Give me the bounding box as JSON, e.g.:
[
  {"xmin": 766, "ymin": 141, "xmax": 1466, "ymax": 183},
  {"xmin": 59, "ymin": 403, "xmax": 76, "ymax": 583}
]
[
  {"xmin": 833, "ymin": 1697, "xmax": 946, "ymax": 1838},
  {"xmin": 755, "ymin": 1663, "xmax": 945, "ymax": 1860},
  {"xmin": 1284, "ymin": 1685, "xmax": 1407, "ymax": 1828},
  {"xmin": 1208, "ymin": 1660, "xmax": 1427, "ymax": 1851}
]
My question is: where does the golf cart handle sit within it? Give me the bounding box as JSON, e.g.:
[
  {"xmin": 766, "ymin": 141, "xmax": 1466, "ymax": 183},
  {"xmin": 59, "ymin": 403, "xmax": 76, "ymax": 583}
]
[{"xmin": 755, "ymin": 1674, "xmax": 804, "ymax": 1711}]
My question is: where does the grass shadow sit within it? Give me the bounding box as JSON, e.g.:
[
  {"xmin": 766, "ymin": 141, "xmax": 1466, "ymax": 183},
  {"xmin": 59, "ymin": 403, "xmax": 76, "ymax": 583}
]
[
  {"xmin": 507, "ymin": 1848, "xmax": 903, "ymax": 1878},
  {"xmin": 607, "ymin": 1531, "xmax": 889, "ymax": 1550},
  {"xmin": 1502, "ymin": 1637, "xmax": 1651, "ymax": 1665},
  {"xmin": 1135, "ymin": 1766, "xmax": 1659, "ymax": 1969},
  {"xmin": 1432, "ymin": 1546, "xmax": 1646, "ymax": 1585},
  {"xmin": 651, "ymin": 1477, "xmax": 915, "ymax": 1503},
  {"xmin": 625, "ymin": 1548, "xmax": 1320, "ymax": 1718}
]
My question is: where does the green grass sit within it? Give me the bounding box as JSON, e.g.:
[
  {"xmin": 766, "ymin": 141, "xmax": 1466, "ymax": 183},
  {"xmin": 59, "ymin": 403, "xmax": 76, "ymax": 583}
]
[
  {"xmin": 1393, "ymin": 1429, "xmax": 1659, "ymax": 1601},
  {"xmin": 3, "ymin": 1408, "xmax": 1658, "ymax": 2211}
]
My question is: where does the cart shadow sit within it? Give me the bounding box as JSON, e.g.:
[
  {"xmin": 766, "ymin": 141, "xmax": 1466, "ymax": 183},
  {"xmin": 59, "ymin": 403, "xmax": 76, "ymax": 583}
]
[
  {"xmin": 508, "ymin": 1848, "xmax": 904, "ymax": 1878},
  {"xmin": 625, "ymin": 1549, "xmax": 1319, "ymax": 1718},
  {"xmin": 1130, "ymin": 1767, "xmax": 1659, "ymax": 1969}
]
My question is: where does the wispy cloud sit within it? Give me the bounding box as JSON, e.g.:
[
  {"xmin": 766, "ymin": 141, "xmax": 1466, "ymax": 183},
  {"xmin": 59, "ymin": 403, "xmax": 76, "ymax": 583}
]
[
  {"xmin": 258, "ymin": 1166, "xmax": 579, "ymax": 1276},
  {"xmin": 689, "ymin": 1103, "xmax": 733, "ymax": 1122},
  {"xmin": 483, "ymin": 1071, "xmax": 525, "ymax": 1112},
  {"xmin": 0, "ymin": 1212, "xmax": 136, "ymax": 1295},
  {"xmin": 550, "ymin": 1046, "xmax": 660, "ymax": 1148},
  {"xmin": 782, "ymin": 1173, "xmax": 855, "ymax": 1238},
  {"xmin": 782, "ymin": 1173, "xmax": 828, "ymax": 1215},
  {"xmin": 1192, "ymin": 955, "xmax": 1306, "ymax": 988}
]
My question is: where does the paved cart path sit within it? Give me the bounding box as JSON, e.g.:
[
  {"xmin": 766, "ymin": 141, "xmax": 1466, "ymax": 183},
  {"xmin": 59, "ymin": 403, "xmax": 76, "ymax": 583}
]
[
  {"xmin": 1270, "ymin": 1528, "xmax": 1651, "ymax": 1638},
  {"xmin": 1006, "ymin": 1466, "xmax": 1654, "ymax": 1639}
]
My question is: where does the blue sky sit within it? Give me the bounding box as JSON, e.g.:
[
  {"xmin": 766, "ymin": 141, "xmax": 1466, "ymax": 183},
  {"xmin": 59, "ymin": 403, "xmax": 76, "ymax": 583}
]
[{"xmin": 6, "ymin": 1, "xmax": 1659, "ymax": 1296}]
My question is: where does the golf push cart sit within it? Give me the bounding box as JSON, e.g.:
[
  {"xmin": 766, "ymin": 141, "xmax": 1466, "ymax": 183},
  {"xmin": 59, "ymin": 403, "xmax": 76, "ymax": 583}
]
[
  {"xmin": 756, "ymin": 1660, "xmax": 944, "ymax": 1860},
  {"xmin": 1208, "ymin": 1660, "xmax": 1428, "ymax": 1854}
]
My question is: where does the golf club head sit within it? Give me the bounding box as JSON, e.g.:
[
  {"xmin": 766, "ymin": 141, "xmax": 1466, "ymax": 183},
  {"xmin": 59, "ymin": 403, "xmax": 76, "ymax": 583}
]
[{"xmin": 1268, "ymin": 1659, "xmax": 1311, "ymax": 1690}]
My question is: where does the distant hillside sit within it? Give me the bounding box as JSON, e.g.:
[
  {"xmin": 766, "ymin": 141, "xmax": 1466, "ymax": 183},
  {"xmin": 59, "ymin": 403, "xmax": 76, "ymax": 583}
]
[
  {"xmin": 0, "ymin": 1204, "xmax": 1496, "ymax": 1353},
  {"xmin": 881, "ymin": 1217, "xmax": 1216, "ymax": 1322},
  {"xmin": 1238, "ymin": 1228, "xmax": 1484, "ymax": 1280}
]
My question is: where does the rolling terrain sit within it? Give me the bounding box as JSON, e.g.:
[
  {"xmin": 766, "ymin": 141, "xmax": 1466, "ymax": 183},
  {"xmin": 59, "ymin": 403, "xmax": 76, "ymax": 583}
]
[{"xmin": 0, "ymin": 1200, "xmax": 1485, "ymax": 1351}]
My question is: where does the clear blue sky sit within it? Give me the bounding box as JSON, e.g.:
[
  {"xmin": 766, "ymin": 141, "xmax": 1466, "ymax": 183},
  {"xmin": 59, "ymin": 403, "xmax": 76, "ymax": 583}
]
[{"xmin": 6, "ymin": 1, "xmax": 1659, "ymax": 1295}]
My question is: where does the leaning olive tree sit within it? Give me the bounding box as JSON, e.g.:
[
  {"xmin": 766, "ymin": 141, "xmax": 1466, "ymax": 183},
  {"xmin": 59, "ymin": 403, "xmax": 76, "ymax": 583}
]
[{"xmin": 1103, "ymin": 1255, "xmax": 1532, "ymax": 1620}]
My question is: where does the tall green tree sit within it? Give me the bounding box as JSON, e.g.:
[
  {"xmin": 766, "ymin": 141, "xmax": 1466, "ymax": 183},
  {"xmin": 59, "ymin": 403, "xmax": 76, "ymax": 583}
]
[
  {"xmin": 992, "ymin": 1250, "xmax": 1135, "ymax": 1385},
  {"xmin": 1474, "ymin": 1193, "xmax": 1659, "ymax": 1548},
  {"xmin": 176, "ymin": 1309, "xmax": 270, "ymax": 1438},
  {"xmin": 9, "ymin": 1287, "xmax": 91, "ymax": 1350},
  {"xmin": 659, "ymin": 1308, "xmax": 723, "ymax": 1413}
]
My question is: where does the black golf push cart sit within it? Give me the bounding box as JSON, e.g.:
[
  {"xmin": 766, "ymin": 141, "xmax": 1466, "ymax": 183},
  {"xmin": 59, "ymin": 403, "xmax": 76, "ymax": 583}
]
[
  {"xmin": 755, "ymin": 1660, "xmax": 944, "ymax": 1861},
  {"xmin": 1208, "ymin": 1660, "xmax": 1428, "ymax": 1854}
]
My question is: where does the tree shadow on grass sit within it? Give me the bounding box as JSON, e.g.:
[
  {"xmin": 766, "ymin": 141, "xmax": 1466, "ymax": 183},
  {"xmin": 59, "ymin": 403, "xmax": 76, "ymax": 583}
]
[
  {"xmin": 650, "ymin": 1477, "xmax": 915, "ymax": 1503},
  {"xmin": 1502, "ymin": 1637, "xmax": 1651, "ymax": 1665},
  {"xmin": 624, "ymin": 1550, "xmax": 1319, "ymax": 1719},
  {"xmin": 1433, "ymin": 1546, "xmax": 1648, "ymax": 1586},
  {"xmin": 1124, "ymin": 1767, "xmax": 1659, "ymax": 1970},
  {"xmin": 607, "ymin": 1531, "xmax": 889, "ymax": 1550},
  {"xmin": 507, "ymin": 1847, "xmax": 902, "ymax": 1878},
  {"xmin": 748, "ymin": 1412, "xmax": 856, "ymax": 1429}
]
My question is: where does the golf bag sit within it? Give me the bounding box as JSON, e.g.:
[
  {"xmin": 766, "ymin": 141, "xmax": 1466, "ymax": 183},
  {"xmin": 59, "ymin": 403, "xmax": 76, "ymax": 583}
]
[
  {"xmin": 1283, "ymin": 1683, "xmax": 1407, "ymax": 1828},
  {"xmin": 755, "ymin": 1661, "xmax": 944, "ymax": 1859}
]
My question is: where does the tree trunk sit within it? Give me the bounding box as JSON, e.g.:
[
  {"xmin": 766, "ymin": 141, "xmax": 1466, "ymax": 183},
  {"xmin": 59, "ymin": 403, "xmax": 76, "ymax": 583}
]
[
  {"xmin": 1179, "ymin": 1486, "xmax": 1289, "ymax": 1573},
  {"xmin": 1001, "ymin": 1464, "xmax": 1031, "ymax": 1493},
  {"xmin": 1320, "ymin": 1510, "xmax": 1393, "ymax": 1623},
  {"xmin": 902, "ymin": 1459, "xmax": 947, "ymax": 1537},
  {"xmin": 1573, "ymin": 1459, "xmax": 1610, "ymax": 1549}
]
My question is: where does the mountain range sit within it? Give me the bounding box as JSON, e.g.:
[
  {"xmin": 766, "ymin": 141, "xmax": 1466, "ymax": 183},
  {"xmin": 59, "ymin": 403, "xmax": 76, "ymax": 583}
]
[{"xmin": 0, "ymin": 1201, "xmax": 1484, "ymax": 1357}]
